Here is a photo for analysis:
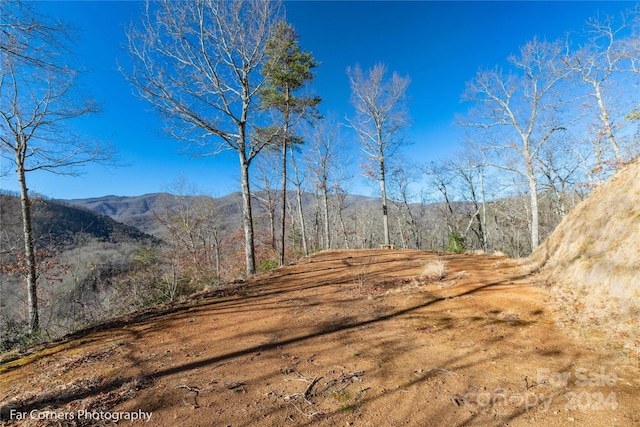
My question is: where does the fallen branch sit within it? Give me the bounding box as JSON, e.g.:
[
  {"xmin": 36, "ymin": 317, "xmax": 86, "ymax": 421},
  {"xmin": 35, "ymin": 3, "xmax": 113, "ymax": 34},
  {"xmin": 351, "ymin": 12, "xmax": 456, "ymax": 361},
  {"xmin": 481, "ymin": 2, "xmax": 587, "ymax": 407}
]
[
  {"xmin": 338, "ymin": 371, "xmax": 364, "ymax": 382},
  {"xmin": 321, "ymin": 371, "xmax": 365, "ymax": 395},
  {"xmin": 288, "ymin": 400, "xmax": 323, "ymax": 418},
  {"xmin": 304, "ymin": 376, "xmax": 322, "ymax": 401},
  {"xmin": 226, "ymin": 381, "xmax": 246, "ymax": 390}
]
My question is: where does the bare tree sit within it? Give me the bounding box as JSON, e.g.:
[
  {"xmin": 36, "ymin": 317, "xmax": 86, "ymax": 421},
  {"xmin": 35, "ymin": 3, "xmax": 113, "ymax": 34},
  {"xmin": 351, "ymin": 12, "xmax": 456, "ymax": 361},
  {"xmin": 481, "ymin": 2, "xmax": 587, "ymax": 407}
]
[
  {"xmin": 461, "ymin": 38, "xmax": 570, "ymax": 251},
  {"xmin": 304, "ymin": 117, "xmax": 343, "ymax": 250},
  {"xmin": 537, "ymin": 137, "xmax": 582, "ymax": 218},
  {"xmin": 388, "ymin": 161, "xmax": 421, "ymax": 249},
  {"xmin": 449, "ymin": 154, "xmax": 489, "ymax": 252},
  {"xmin": 253, "ymin": 151, "xmax": 281, "ymax": 251},
  {"xmin": 424, "ymin": 161, "xmax": 462, "ymax": 251},
  {"xmin": 124, "ymin": 0, "xmax": 281, "ymax": 275},
  {"xmin": 347, "ymin": 63, "xmax": 410, "ymax": 247},
  {"xmin": 564, "ymin": 8, "xmax": 640, "ymax": 165},
  {"xmin": 154, "ymin": 180, "xmax": 222, "ymax": 294},
  {"xmin": 332, "ymin": 182, "xmax": 354, "ymax": 249},
  {"xmin": 0, "ymin": 2, "xmax": 113, "ymax": 334}
]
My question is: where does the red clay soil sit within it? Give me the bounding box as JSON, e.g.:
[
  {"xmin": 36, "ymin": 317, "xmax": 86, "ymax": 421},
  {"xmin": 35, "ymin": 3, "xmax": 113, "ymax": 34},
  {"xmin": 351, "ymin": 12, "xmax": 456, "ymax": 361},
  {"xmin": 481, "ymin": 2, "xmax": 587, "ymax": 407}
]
[{"xmin": 1, "ymin": 249, "xmax": 639, "ymax": 426}]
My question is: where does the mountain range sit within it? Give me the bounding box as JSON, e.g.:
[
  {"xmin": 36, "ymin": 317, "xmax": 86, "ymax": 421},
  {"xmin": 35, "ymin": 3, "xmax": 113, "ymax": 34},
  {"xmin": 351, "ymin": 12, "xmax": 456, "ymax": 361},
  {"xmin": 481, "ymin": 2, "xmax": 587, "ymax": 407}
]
[
  {"xmin": 62, "ymin": 191, "xmax": 385, "ymax": 236},
  {"xmin": 0, "ymin": 193, "xmax": 154, "ymax": 251}
]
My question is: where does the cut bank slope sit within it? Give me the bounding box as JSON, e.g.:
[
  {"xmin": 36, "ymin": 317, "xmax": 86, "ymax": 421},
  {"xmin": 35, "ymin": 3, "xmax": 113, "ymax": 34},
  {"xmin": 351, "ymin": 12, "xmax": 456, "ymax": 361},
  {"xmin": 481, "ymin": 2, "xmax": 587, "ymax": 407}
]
[{"xmin": 527, "ymin": 159, "xmax": 640, "ymax": 354}]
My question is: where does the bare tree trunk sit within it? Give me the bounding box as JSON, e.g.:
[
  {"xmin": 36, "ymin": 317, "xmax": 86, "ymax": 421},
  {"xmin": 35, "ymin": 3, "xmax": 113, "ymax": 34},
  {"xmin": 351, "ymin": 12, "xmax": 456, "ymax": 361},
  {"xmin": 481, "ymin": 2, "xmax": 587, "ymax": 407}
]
[
  {"xmin": 294, "ymin": 186, "xmax": 307, "ymax": 256},
  {"xmin": 390, "ymin": 165, "xmax": 421, "ymax": 249},
  {"xmin": 239, "ymin": 150, "xmax": 256, "ymax": 275},
  {"xmin": 479, "ymin": 168, "xmax": 488, "ymax": 251},
  {"xmin": 289, "ymin": 144, "xmax": 308, "ymax": 256},
  {"xmin": 254, "ymin": 158, "xmax": 278, "ymax": 250},
  {"xmin": 527, "ymin": 173, "xmax": 540, "ymax": 250},
  {"xmin": 380, "ymin": 158, "xmax": 390, "ymax": 246},
  {"xmin": 268, "ymin": 208, "xmax": 276, "ymax": 250},
  {"xmin": 522, "ymin": 150, "xmax": 540, "ymax": 251},
  {"xmin": 280, "ymin": 116, "xmax": 289, "ymax": 266},
  {"xmin": 213, "ymin": 230, "xmax": 221, "ymax": 278},
  {"xmin": 339, "ymin": 213, "xmax": 350, "ymax": 249},
  {"xmin": 322, "ymin": 183, "xmax": 330, "ymax": 250},
  {"xmin": 594, "ymin": 83, "xmax": 623, "ymax": 163},
  {"xmin": 17, "ymin": 164, "xmax": 39, "ymax": 334},
  {"xmin": 396, "ymin": 216, "xmax": 406, "ymax": 249},
  {"xmin": 335, "ymin": 192, "xmax": 350, "ymax": 249}
]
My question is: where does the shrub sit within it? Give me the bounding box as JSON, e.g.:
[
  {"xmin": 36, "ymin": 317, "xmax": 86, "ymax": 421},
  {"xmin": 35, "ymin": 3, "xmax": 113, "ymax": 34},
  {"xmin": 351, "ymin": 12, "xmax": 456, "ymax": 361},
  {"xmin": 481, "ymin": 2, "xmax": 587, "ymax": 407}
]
[
  {"xmin": 446, "ymin": 230, "xmax": 465, "ymax": 253},
  {"xmin": 257, "ymin": 258, "xmax": 278, "ymax": 273}
]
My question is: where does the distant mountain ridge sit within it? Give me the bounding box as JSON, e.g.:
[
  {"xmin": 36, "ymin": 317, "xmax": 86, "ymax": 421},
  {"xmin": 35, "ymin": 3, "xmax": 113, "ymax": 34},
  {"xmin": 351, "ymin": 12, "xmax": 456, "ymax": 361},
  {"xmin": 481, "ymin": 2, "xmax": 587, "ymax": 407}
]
[
  {"xmin": 0, "ymin": 193, "xmax": 154, "ymax": 250},
  {"xmin": 65, "ymin": 193, "xmax": 173, "ymax": 219},
  {"xmin": 63, "ymin": 192, "xmax": 250, "ymax": 235},
  {"xmin": 62, "ymin": 192, "xmax": 383, "ymax": 236},
  {"xmin": 63, "ymin": 193, "xmax": 184, "ymax": 234}
]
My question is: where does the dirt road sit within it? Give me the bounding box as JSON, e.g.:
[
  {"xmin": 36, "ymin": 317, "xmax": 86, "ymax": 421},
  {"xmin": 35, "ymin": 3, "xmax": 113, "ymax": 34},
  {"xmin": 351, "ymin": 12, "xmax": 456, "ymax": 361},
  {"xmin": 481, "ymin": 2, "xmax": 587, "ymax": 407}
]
[{"xmin": 1, "ymin": 250, "xmax": 639, "ymax": 426}]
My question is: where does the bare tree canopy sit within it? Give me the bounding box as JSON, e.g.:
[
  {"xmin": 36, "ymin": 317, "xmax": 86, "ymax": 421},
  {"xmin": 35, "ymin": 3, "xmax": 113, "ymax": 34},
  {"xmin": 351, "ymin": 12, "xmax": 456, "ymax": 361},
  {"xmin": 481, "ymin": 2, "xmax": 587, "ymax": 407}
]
[
  {"xmin": 0, "ymin": 2, "xmax": 112, "ymax": 177},
  {"xmin": 124, "ymin": 0, "xmax": 282, "ymax": 275},
  {"xmin": 0, "ymin": 0, "xmax": 74, "ymax": 71},
  {"xmin": 347, "ymin": 63, "xmax": 411, "ymax": 247},
  {"xmin": 564, "ymin": 7, "xmax": 640, "ymax": 165},
  {"xmin": 124, "ymin": 0, "xmax": 281, "ymax": 157},
  {"xmin": 461, "ymin": 38, "xmax": 570, "ymax": 250}
]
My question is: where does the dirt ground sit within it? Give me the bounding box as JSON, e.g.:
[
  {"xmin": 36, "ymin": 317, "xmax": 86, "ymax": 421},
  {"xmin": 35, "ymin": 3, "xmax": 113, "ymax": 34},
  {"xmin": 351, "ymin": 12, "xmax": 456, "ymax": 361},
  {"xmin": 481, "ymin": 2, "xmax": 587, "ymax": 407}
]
[{"xmin": 1, "ymin": 249, "xmax": 639, "ymax": 426}]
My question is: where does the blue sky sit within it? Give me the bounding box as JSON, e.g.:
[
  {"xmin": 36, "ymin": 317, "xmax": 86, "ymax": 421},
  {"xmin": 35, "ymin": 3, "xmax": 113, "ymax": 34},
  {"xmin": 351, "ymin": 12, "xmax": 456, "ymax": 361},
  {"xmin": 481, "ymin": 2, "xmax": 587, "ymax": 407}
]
[{"xmin": 0, "ymin": 1, "xmax": 633, "ymax": 200}]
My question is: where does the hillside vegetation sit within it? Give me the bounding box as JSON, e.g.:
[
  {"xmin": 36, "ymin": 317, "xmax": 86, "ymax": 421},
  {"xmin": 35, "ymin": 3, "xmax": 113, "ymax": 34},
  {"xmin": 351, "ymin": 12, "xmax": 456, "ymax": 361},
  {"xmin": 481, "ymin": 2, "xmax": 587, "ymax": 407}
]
[
  {"xmin": 0, "ymin": 194, "xmax": 158, "ymax": 349},
  {"xmin": 0, "ymin": 194, "xmax": 151, "ymax": 249},
  {"xmin": 65, "ymin": 189, "xmax": 570, "ymax": 259}
]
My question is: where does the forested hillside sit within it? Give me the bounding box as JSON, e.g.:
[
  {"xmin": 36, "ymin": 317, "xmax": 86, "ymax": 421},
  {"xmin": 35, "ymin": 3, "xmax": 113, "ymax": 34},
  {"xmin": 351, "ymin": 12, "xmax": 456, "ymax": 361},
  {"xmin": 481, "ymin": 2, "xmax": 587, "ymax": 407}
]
[
  {"xmin": 65, "ymin": 188, "xmax": 575, "ymax": 260},
  {"xmin": 0, "ymin": 193, "xmax": 157, "ymax": 350}
]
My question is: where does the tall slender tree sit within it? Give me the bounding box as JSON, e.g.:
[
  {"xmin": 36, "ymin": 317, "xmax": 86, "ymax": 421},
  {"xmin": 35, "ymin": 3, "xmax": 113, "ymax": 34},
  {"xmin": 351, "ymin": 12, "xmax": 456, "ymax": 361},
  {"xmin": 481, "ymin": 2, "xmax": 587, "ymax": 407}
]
[
  {"xmin": 347, "ymin": 63, "xmax": 410, "ymax": 247},
  {"xmin": 0, "ymin": 1, "xmax": 112, "ymax": 334},
  {"xmin": 124, "ymin": 0, "xmax": 281, "ymax": 275},
  {"xmin": 260, "ymin": 22, "xmax": 320, "ymax": 265},
  {"xmin": 288, "ymin": 142, "xmax": 309, "ymax": 256},
  {"xmin": 304, "ymin": 117, "xmax": 342, "ymax": 250}
]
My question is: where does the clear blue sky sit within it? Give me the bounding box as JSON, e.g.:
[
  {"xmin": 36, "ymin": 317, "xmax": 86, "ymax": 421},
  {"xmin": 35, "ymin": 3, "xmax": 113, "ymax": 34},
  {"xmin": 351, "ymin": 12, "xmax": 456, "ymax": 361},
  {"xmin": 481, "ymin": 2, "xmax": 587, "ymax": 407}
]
[{"xmin": 0, "ymin": 1, "xmax": 632, "ymax": 200}]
